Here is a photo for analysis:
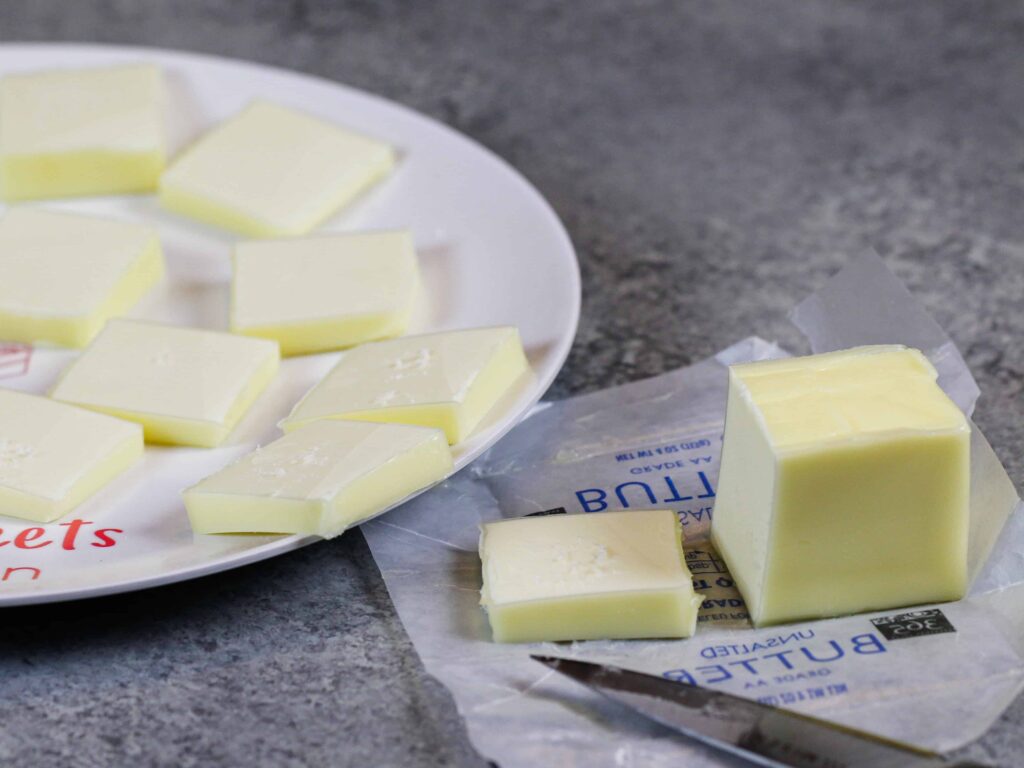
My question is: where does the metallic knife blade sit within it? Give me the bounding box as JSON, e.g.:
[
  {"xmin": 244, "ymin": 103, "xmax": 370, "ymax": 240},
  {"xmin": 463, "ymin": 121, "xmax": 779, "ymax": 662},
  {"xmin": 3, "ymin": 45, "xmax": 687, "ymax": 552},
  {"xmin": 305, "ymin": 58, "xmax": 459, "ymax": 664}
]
[{"xmin": 532, "ymin": 655, "xmax": 989, "ymax": 768}]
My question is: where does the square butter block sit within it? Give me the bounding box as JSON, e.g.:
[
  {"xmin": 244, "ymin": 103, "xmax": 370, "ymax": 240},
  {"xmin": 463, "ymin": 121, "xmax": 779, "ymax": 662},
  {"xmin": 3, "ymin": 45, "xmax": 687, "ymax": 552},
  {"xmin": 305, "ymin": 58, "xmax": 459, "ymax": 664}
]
[
  {"xmin": 184, "ymin": 419, "xmax": 452, "ymax": 537},
  {"xmin": 50, "ymin": 319, "xmax": 279, "ymax": 448},
  {"xmin": 231, "ymin": 230, "xmax": 418, "ymax": 356},
  {"xmin": 479, "ymin": 509, "xmax": 703, "ymax": 643},
  {"xmin": 0, "ymin": 208, "xmax": 164, "ymax": 348},
  {"xmin": 712, "ymin": 345, "xmax": 970, "ymax": 627},
  {"xmin": 281, "ymin": 326, "xmax": 529, "ymax": 444},
  {"xmin": 0, "ymin": 389, "xmax": 142, "ymax": 523},
  {"xmin": 160, "ymin": 100, "xmax": 395, "ymax": 237},
  {"xmin": 0, "ymin": 64, "xmax": 164, "ymax": 201}
]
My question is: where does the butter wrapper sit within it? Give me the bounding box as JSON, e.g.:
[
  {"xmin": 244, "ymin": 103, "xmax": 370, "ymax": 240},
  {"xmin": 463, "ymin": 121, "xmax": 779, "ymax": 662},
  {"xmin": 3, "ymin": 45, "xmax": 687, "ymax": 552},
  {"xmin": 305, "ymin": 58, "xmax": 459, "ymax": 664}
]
[{"xmin": 363, "ymin": 252, "xmax": 1024, "ymax": 767}]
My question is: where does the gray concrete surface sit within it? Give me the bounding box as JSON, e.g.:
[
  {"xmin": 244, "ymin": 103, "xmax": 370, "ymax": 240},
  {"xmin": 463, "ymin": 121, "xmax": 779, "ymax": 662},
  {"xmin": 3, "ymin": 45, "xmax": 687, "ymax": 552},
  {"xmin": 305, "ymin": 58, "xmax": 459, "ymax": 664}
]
[{"xmin": 1, "ymin": 1, "xmax": 1022, "ymax": 765}]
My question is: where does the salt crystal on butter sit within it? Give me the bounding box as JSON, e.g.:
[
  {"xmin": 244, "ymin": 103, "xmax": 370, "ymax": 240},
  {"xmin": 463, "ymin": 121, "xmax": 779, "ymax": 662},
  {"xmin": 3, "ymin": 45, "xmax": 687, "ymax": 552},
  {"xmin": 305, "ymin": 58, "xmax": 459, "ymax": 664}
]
[
  {"xmin": 50, "ymin": 319, "xmax": 279, "ymax": 448},
  {"xmin": 183, "ymin": 419, "xmax": 452, "ymax": 537},
  {"xmin": 280, "ymin": 327, "xmax": 529, "ymax": 444},
  {"xmin": 712, "ymin": 345, "xmax": 970, "ymax": 626},
  {"xmin": 230, "ymin": 230, "xmax": 418, "ymax": 356},
  {"xmin": 479, "ymin": 509, "xmax": 703, "ymax": 643},
  {"xmin": 0, "ymin": 389, "xmax": 142, "ymax": 523},
  {"xmin": 160, "ymin": 100, "xmax": 395, "ymax": 237},
  {"xmin": 0, "ymin": 208, "xmax": 164, "ymax": 348},
  {"xmin": 0, "ymin": 64, "xmax": 164, "ymax": 201}
]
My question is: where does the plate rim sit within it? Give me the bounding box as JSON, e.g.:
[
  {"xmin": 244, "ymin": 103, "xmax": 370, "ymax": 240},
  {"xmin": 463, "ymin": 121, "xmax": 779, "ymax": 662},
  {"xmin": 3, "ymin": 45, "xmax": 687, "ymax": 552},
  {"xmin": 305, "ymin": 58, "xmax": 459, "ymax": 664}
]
[{"xmin": 0, "ymin": 41, "xmax": 581, "ymax": 607}]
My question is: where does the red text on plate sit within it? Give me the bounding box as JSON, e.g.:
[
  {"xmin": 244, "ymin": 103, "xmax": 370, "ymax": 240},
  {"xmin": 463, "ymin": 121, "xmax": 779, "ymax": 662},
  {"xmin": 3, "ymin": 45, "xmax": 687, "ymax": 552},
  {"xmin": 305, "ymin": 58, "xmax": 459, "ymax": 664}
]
[
  {"xmin": 0, "ymin": 519, "xmax": 123, "ymax": 550},
  {"xmin": 0, "ymin": 344, "xmax": 32, "ymax": 380}
]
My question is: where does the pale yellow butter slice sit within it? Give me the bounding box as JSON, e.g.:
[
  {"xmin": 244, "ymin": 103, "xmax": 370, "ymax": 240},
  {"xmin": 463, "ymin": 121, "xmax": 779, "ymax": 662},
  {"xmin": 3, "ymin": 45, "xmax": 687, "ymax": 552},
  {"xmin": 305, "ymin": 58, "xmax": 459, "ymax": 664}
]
[
  {"xmin": 0, "ymin": 64, "xmax": 164, "ymax": 201},
  {"xmin": 0, "ymin": 208, "xmax": 164, "ymax": 348},
  {"xmin": 0, "ymin": 389, "xmax": 142, "ymax": 523},
  {"xmin": 280, "ymin": 326, "xmax": 529, "ymax": 444},
  {"xmin": 50, "ymin": 319, "xmax": 279, "ymax": 448},
  {"xmin": 183, "ymin": 419, "xmax": 452, "ymax": 537},
  {"xmin": 230, "ymin": 230, "xmax": 418, "ymax": 356},
  {"xmin": 712, "ymin": 345, "xmax": 970, "ymax": 627},
  {"xmin": 479, "ymin": 509, "xmax": 703, "ymax": 643},
  {"xmin": 160, "ymin": 101, "xmax": 395, "ymax": 237}
]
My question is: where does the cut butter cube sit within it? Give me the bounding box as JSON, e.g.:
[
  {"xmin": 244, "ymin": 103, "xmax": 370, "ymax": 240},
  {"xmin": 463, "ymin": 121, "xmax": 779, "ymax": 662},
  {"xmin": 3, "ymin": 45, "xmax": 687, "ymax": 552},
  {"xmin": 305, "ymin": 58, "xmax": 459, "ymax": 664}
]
[
  {"xmin": 183, "ymin": 420, "xmax": 452, "ymax": 537},
  {"xmin": 0, "ymin": 64, "xmax": 164, "ymax": 201},
  {"xmin": 0, "ymin": 208, "xmax": 164, "ymax": 348},
  {"xmin": 160, "ymin": 101, "xmax": 395, "ymax": 237},
  {"xmin": 230, "ymin": 230, "xmax": 418, "ymax": 356},
  {"xmin": 479, "ymin": 509, "xmax": 703, "ymax": 643},
  {"xmin": 0, "ymin": 389, "xmax": 142, "ymax": 523},
  {"xmin": 281, "ymin": 327, "xmax": 529, "ymax": 444},
  {"xmin": 50, "ymin": 319, "xmax": 279, "ymax": 448},
  {"xmin": 712, "ymin": 345, "xmax": 970, "ymax": 627}
]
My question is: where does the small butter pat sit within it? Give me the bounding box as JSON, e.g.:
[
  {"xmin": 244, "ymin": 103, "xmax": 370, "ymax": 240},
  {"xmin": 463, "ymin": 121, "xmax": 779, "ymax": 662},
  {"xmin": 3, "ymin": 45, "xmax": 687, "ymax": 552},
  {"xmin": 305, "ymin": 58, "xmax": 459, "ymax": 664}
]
[
  {"xmin": 479, "ymin": 509, "xmax": 703, "ymax": 643},
  {"xmin": 0, "ymin": 208, "xmax": 164, "ymax": 348},
  {"xmin": 231, "ymin": 230, "xmax": 418, "ymax": 356},
  {"xmin": 184, "ymin": 420, "xmax": 452, "ymax": 537},
  {"xmin": 160, "ymin": 101, "xmax": 395, "ymax": 237},
  {"xmin": 281, "ymin": 327, "xmax": 529, "ymax": 444},
  {"xmin": 51, "ymin": 319, "xmax": 279, "ymax": 448},
  {"xmin": 0, "ymin": 389, "xmax": 142, "ymax": 523},
  {"xmin": 712, "ymin": 345, "xmax": 970, "ymax": 627},
  {"xmin": 0, "ymin": 64, "xmax": 164, "ymax": 200}
]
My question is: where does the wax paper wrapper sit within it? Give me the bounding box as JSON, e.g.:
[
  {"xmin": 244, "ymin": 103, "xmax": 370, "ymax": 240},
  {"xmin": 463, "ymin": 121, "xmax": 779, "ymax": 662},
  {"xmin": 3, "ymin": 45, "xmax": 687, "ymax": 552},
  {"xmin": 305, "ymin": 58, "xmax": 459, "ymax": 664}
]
[{"xmin": 363, "ymin": 252, "xmax": 1024, "ymax": 767}]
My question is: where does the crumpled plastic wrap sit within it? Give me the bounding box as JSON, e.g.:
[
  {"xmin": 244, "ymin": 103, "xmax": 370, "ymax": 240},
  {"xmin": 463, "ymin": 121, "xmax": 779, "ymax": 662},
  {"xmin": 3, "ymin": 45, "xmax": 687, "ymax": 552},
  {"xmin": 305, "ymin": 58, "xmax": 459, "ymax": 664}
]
[{"xmin": 363, "ymin": 252, "xmax": 1024, "ymax": 767}]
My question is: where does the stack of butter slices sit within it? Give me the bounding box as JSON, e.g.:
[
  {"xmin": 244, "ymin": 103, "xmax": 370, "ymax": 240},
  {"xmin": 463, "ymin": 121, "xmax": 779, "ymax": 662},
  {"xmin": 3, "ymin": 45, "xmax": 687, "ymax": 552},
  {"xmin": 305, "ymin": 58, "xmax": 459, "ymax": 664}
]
[{"xmin": 0, "ymin": 62, "xmax": 531, "ymax": 539}]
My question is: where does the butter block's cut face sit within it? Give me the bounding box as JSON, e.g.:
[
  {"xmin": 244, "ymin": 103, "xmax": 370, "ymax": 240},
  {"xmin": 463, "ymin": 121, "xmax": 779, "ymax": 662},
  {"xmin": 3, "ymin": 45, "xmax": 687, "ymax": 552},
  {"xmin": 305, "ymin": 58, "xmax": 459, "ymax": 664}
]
[
  {"xmin": 479, "ymin": 509, "xmax": 703, "ymax": 643},
  {"xmin": 281, "ymin": 327, "xmax": 529, "ymax": 443},
  {"xmin": 50, "ymin": 319, "xmax": 280, "ymax": 448},
  {"xmin": 711, "ymin": 345, "xmax": 970, "ymax": 627},
  {"xmin": 230, "ymin": 230, "xmax": 418, "ymax": 355},
  {"xmin": 0, "ymin": 64, "xmax": 164, "ymax": 200},
  {"xmin": 183, "ymin": 420, "xmax": 452, "ymax": 537},
  {"xmin": 160, "ymin": 101, "xmax": 396, "ymax": 237},
  {"xmin": 0, "ymin": 389, "xmax": 143, "ymax": 522},
  {"xmin": 0, "ymin": 208, "xmax": 164, "ymax": 348}
]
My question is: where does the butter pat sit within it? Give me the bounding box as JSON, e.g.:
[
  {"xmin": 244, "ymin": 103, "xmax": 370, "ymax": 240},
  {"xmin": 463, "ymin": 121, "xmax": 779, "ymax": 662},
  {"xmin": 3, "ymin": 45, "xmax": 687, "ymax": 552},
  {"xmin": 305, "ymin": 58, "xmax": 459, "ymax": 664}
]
[
  {"xmin": 160, "ymin": 101, "xmax": 395, "ymax": 237},
  {"xmin": 0, "ymin": 389, "xmax": 142, "ymax": 522},
  {"xmin": 479, "ymin": 509, "xmax": 703, "ymax": 643},
  {"xmin": 281, "ymin": 327, "xmax": 529, "ymax": 443},
  {"xmin": 184, "ymin": 420, "xmax": 452, "ymax": 537},
  {"xmin": 51, "ymin": 319, "xmax": 279, "ymax": 447},
  {"xmin": 712, "ymin": 345, "xmax": 970, "ymax": 627},
  {"xmin": 0, "ymin": 208, "xmax": 164, "ymax": 348},
  {"xmin": 230, "ymin": 230, "xmax": 418, "ymax": 355},
  {"xmin": 0, "ymin": 64, "xmax": 164, "ymax": 200}
]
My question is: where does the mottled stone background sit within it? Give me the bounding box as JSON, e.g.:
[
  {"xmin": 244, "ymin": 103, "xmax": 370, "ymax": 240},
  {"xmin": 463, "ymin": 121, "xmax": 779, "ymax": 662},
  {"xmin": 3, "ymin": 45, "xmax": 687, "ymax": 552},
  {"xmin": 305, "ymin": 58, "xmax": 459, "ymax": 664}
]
[{"xmin": 0, "ymin": 2, "xmax": 1021, "ymax": 766}]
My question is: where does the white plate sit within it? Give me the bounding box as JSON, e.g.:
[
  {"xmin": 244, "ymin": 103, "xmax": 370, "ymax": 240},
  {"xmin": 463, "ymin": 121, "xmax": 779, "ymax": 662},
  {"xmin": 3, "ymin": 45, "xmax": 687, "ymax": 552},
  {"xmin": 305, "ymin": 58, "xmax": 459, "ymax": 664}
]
[{"xmin": 0, "ymin": 43, "xmax": 579, "ymax": 606}]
